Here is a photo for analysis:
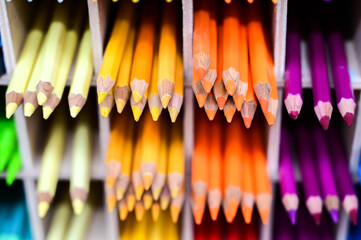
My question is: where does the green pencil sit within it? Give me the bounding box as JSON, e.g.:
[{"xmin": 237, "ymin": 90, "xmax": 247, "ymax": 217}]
[
  {"xmin": 0, "ymin": 119, "xmax": 17, "ymax": 172},
  {"xmin": 6, "ymin": 148, "xmax": 22, "ymax": 186}
]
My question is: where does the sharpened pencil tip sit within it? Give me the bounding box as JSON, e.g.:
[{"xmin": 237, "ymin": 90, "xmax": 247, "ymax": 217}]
[
  {"xmin": 243, "ymin": 117, "xmax": 253, "ymax": 129},
  {"xmin": 24, "ymin": 103, "xmax": 35, "ymax": 117},
  {"xmin": 259, "ymin": 208, "xmax": 270, "ymax": 224},
  {"xmin": 205, "ymin": 110, "xmax": 216, "ymax": 121},
  {"xmin": 193, "ymin": 208, "xmax": 205, "ymax": 225},
  {"xmin": 265, "ymin": 112, "xmax": 275, "ymax": 126},
  {"xmin": 142, "ymin": 174, "xmax": 153, "ymax": 190},
  {"xmin": 116, "ymin": 188, "xmax": 125, "ymax": 200},
  {"xmin": 225, "ymin": 200, "xmax": 239, "ymax": 222},
  {"xmin": 6, "ymin": 103, "xmax": 18, "ymax": 119},
  {"xmin": 135, "ymin": 204, "xmax": 145, "ymax": 221},
  {"xmin": 224, "ymin": 109, "xmax": 235, "ymax": 123},
  {"xmin": 70, "ymin": 106, "xmax": 81, "ymax": 118},
  {"xmin": 115, "ymin": 99, "xmax": 126, "ymax": 114},
  {"xmin": 143, "ymin": 195, "xmax": 153, "ymax": 210},
  {"xmin": 258, "ymin": 98, "xmax": 269, "ymax": 114},
  {"xmin": 161, "ymin": 95, "xmax": 171, "ymax": 109},
  {"xmin": 171, "ymin": 206, "xmax": 181, "ymax": 223},
  {"xmin": 107, "ymin": 196, "xmax": 116, "ymax": 212},
  {"xmin": 330, "ymin": 209, "xmax": 339, "ymax": 223},
  {"xmin": 132, "ymin": 91, "xmax": 143, "ymax": 104},
  {"xmin": 38, "ymin": 202, "xmax": 50, "ymax": 218},
  {"xmin": 97, "ymin": 92, "xmax": 108, "ymax": 104},
  {"xmin": 132, "ymin": 106, "xmax": 142, "ymax": 122},
  {"xmin": 216, "ymin": 97, "xmax": 227, "ymax": 110},
  {"xmin": 344, "ymin": 112, "xmax": 354, "ymax": 127},
  {"xmin": 289, "ymin": 111, "xmax": 299, "ymax": 120},
  {"xmin": 100, "ymin": 107, "xmax": 111, "ymax": 118},
  {"xmin": 150, "ymin": 107, "xmax": 161, "ymax": 121},
  {"xmin": 320, "ymin": 116, "xmax": 330, "ymax": 130},
  {"xmin": 160, "ymin": 196, "xmax": 170, "ymax": 210},
  {"xmin": 37, "ymin": 92, "xmax": 48, "ymax": 106},
  {"xmin": 196, "ymin": 67, "xmax": 207, "ymax": 81},
  {"xmin": 106, "ymin": 177, "xmax": 116, "ymax": 188},
  {"xmin": 350, "ymin": 209, "xmax": 358, "ymax": 225},
  {"xmin": 242, "ymin": 206, "xmax": 253, "ymax": 224},
  {"xmin": 196, "ymin": 95, "xmax": 207, "ymax": 108},
  {"xmin": 209, "ymin": 207, "xmax": 220, "ymax": 221},
  {"xmin": 119, "ymin": 205, "xmax": 128, "ymax": 221},
  {"xmin": 311, "ymin": 213, "xmax": 321, "ymax": 225},
  {"xmin": 151, "ymin": 204, "xmax": 160, "ymax": 221},
  {"xmin": 72, "ymin": 199, "xmax": 85, "ymax": 215},
  {"xmin": 202, "ymin": 80, "xmax": 213, "ymax": 94},
  {"xmin": 168, "ymin": 107, "xmax": 179, "ymax": 123},
  {"xmin": 42, "ymin": 106, "xmax": 53, "ymax": 120},
  {"xmin": 135, "ymin": 185, "xmax": 144, "ymax": 201},
  {"xmin": 288, "ymin": 209, "xmax": 297, "ymax": 225},
  {"xmin": 170, "ymin": 188, "xmax": 179, "ymax": 199},
  {"xmin": 225, "ymin": 81, "xmax": 236, "ymax": 96},
  {"xmin": 152, "ymin": 187, "xmax": 162, "ymax": 201},
  {"xmin": 127, "ymin": 196, "xmax": 136, "ymax": 212}
]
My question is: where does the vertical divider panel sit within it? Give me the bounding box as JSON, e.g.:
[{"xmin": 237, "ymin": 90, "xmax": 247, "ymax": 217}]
[
  {"xmin": 0, "ymin": 0, "xmax": 13, "ymax": 72},
  {"xmin": 87, "ymin": 0, "xmax": 109, "ymax": 75},
  {"xmin": 182, "ymin": 0, "xmax": 193, "ymax": 86}
]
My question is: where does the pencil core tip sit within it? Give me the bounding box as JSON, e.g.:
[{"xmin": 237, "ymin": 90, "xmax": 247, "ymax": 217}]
[
  {"xmin": 205, "ymin": 110, "xmax": 216, "ymax": 121},
  {"xmin": 132, "ymin": 91, "xmax": 143, "ymax": 104},
  {"xmin": 24, "ymin": 103, "xmax": 35, "ymax": 117},
  {"xmin": 243, "ymin": 117, "xmax": 253, "ymax": 129},
  {"xmin": 38, "ymin": 202, "xmax": 49, "ymax": 218},
  {"xmin": 320, "ymin": 116, "xmax": 330, "ymax": 130},
  {"xmin": 97, "ymin": 92, "xmax": 108, "ymax": 104},
  {"xmin": 350, "ymin": 209, "xmax": 358, "ymax": 225},
  {"xmin": 288, "ymin": 209, "xmax": 297, "ymax": 225},
  {"xmin": 289, "ymin": 111, "xmax": 299, "ymax": 120},
  {"xmin": 152, "ymin": 187, "xmax": 162, "ymax": 201},
  {"xmin": 168, "ymin": 107, "xmax": 179, "ymax": 123},
  {"xmin": 209, "ymin": 207, "xmax": 220, "ymax": 221},
  {"xmin": 171, "ymin": 206, "xmax": 181, "ymax": 223},
  {"xmin": 150, "ymin": 107, "xmax": 161, "ymax": 121},
  {"xmin": 70, "ymin": 106, "xmax": 81, "ymax": 118},
  {"xmin": 42, "ymin": 106, "xmax": 53, "ymax": 120},
  {"xmin": 242, "ymin": 206, "xmax": 253, "ymax": 224},
  {"xmin": 311, "ymin": 213, "xmax": 321, "ymax": 225},
  {"xmin": 196, "ymin": 95, "xmax": 207, "ymax": 108},
  {"xmin": 119, "ymin": 205, "xmax": 128, "ymax": 221},
  {"xmin": 216, "ymin": 97, "xmax": 227, "ymax": 110},
  {"xmin": 100, "ymin": 107, "xmax": 111, "ymax": 118},
  {"xmin": 107, "ymin": 196, "xmax": 116, "ymax": 212},
  {"xmin": 151, "ymin": 204, "xmax": 160, "ymax": 221},
  {"xmin": 196, "ymin": 67, "xmax": 207, "ymax": 81},
  {"xmin": 225, "ymin": 81, "xmax": 236, "ymax": 96},
  {"xmin": 72, "ymin": 199, "xmax": 85, "ymax": 215},
  {"xmin": 127, "ymin": 196, "xmax": 136, "ymax": 211},
  {"xmin": 344, "ymin": 112, "xmax": 354, "ymax": 127},
  {"xmin": 330, "ymin": 209, "xmax": 339, "ymax": 223},
  {"xmin": 143, "ymin": 174, "xmax": 153, "ymax": 190},
  {"xmin": 259, "ymin": 208, "xmax": 270, "ymax": 224},
  {"xmin": 160, "ymin": 196, "xmax": 170, "ymax": 210},
  {"xmin": 135, "ymin": 204, "xmax": 145, "ymax": 221},
  {"xmin": 170, "ymin": 188, "xmax": 179, "ymax": 199},
  {"xmin": 116, "ymin": 188, "xmax": 125, "ymax": 200},
  {"xmin": 161, "ymin": 95, "xmax": 171, "ymax": 109},
  {"xmin": 202, "ymin": 80, "xmax": 213, "ymax": 94},
  {"xmin": 6, "ymin": 103, "xmax": 18, "ymax": 119},
  {"xmin": 115, "ymin": 99, "xmax": 126, "ymax": 114},
  {"xmin": 106, "ymin": 177, "xmax": 116, "ymax": 188},
  {"xmin": 37, "ymin": 92, "xmax": 48, "ymax": 106},
  {"xmin": 132, "ymin": 106, "xmax": 142, "ymax": 122}
]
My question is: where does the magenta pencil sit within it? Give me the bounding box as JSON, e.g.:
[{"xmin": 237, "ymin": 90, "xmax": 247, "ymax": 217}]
[
  {"xmin": 328, "ymin": 127, "xmax": 358, "ymax": 225},
  {"xmin": 311, "ymin": 126, "xmax": 339, "ymax": 223},
  {"xmin": 307, "ymin": 13, "xmax": 333, "ymax": 130},
  {"xmin": 284, "ymin": 4, "xmax": 302, "ymax": 120},
  {"xmin": 279, "ymin": 125, "xmax": 298, "ymax": 225},
  {"xmin": 295, "ymin": 125, "xmax": 323, "ymax": 225},
  {"xmin": 327, "ymin": 26, "xmax": 356, "ymax": 127}
]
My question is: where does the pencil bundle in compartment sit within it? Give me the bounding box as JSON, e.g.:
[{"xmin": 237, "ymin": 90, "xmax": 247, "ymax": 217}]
[
  {"xmin": 5, "ymin": 1, "xmax": 93, "ymax": 120},
  {"xmin": 192, "ymin": 109, "xmax": 272, "ymax": 225},
  {"xmin": 192, "ymin": 0, "xmax": 277, "ymax": 127},
  {"xmin": 97, "ymin": 1, "xmax": 184, "ymax": 123},
  {"xmin": 105, "ymin": 108, "xmax": 185, "ymax": 223}
]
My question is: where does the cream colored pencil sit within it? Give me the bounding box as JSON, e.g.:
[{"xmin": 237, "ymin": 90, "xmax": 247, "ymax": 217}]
[
  {"xmin": 70, "ymin": 109, "xmax": 92, "ymax": 215},
  {"xmin": 68, "ymin": 24, "xmax": 94, "ymax": 118},
  {"xmin": 37, "ymin": 106, "xmax": 67, "ymax": 218}
]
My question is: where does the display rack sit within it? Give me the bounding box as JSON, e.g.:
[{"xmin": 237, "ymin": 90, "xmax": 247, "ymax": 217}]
[{"xmin": 0, "ymin": 0, "xmax": 360, "ymax": 239}]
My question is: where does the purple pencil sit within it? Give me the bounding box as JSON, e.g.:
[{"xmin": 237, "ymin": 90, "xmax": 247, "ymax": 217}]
[
  {"xmin": 295, "ymin": 125, "xmax": 323, "ymax": 225},
  {"xmin": 297, "ymin": 201, "xmax": 322, "ymax": 240},
  {"xmin": 308, "ymin": 13, "xmax": 333, "ymax": 130},
  {"xmin": 279, "ymin": 125, "xmax": 299, "ymax": 225},
  {"xmin": 284, "ymin": 4, "xmax": 302, "ymax": 120},
  {"xmin": 311, "ymin": 126, "xmax": 340, "ymax": 223},
  {"xmin": 273, "ymin": 196, "xmax": 296, "ymax": 240},
  {"xmin": 327, "ymin": 27, "xmax": 356, "ymax": 127},
  {"xmin": 328, "ymin": 127, "xmax": 358, "ymax": 225}
]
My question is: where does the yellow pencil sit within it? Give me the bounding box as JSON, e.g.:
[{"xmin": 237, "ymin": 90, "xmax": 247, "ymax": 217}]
[
  {"xmin": 170, "ymin": 185, "xmax": 184, "ymax": 223},
  {"xmin": 118, "ymin": 198, "xmax": 128, "ymax": 221},
  {"xmin": 126, "ymin": 186, "xmax": 136, "ymax": 212},
  {"xmin": 132, "ymin": 121, "xmax": 145, "ymax": 200},
  {"xmin": 160, "ymin": 185, "xmax": 171, "ymax": 210},
  {"xmin": 46, "ymin": 195, "xmax": 72, "ymax": 240},
  {"xmin": 148, "ymin": 37, "xmax": 162, "ymax": 121}
]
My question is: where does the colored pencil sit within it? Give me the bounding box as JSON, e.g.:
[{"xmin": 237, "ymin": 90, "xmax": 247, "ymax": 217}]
[
  {"xmin": 152, "ymin": 122, "xmax": 167, "ymax": 201},
  {"xmin": 130, "ymin": 87, "xmax": 148, "ymax": 122},
  {"xmin": 295, "ymin": 125, "xmax": 323, "ymax": 225},
  {"xmin": 126, "ymin": 186, "xmax": 136, "ymax": 212},
  {"xmin": 130, "ymin": 2, "xmax": 158, "ymax": 104},
  {"xmin": 5, "ymin": 148, "xmax": 22, "ymax": 186},
  {"xmin": 105, "ymin": 183, "xmax": 116, "ymax": 212},
  {"xmin": 135, "ymin": 200, "xmax": 145, "ymax": 222},
  {"xmin": 204, "ymin": 92, "xmax": 218, "ymax": 121},
  {"xmin": 46, "ymin": 196, "xmax": 72, "ymax": 240},
  {"xmin": 70, "ymin": 109, "xmax": 91, "ymax": 215},
  {"xmin": 328, "ymin": 127, "xmax": 358, "ymax": 225},
  {"xmin": 132, "ymin": 121, "xmax": 144, "ymax": 201},
  {"xmin": 250, "ymin": 124, "xmax": 272, "ymax": 224},
  {"xmin": 68, "ymin": 24, "xmax": 93, "ymax": 118},
  {"xmin": 193, "ymin": 0, "xmax": 210, "ymax": 81},
  {"xmin": 118, "ymin": 198, "xmax": 128, "ymax": 221},
  {"xmin": 240, "ymin": 69, "xmax": 257, "ymax": 129},
  {"xmin": 223, "ymin": 97, "xmax": 236, "ymax": 123},
  {"xmin": 113, "ymin": 23, "xmax": 135, "ymax": 114},
  {"xmin": 37, "ymin": 106, "xmax": 67, "ymax": 218},
  {"xmin": 142, "ymin": 190, "xmax": 153, "ymax": 211},
  {"xmin": 307, "ymin": 11, "xmax": 333, "ymax": 130},
  {"xmin": 279, "ymin": 125, "xmax": 298, "ymax": 225},
  {"xmin": 348, "ymin": 187, "xmax": 361, "ymax": 240},
  {"xmin": 193, "ymin": 67, "xmax": 207, "ymax": 108},
  {"xmin": 148, "ymin": 38, "xmax": 162, "ymax": 121},
  {"xmin": 207, "ymin": 114, "xmax": 223, "ymax": 221},
  {"xmin": 97, "ymin": 1, "xmax": 135, "ymax": 104},
  {"xmin": 36, "ymin": 3, "xmax": 69, "ymax": 106},
  {"xmin": 284, "ymin": 5, "xmax": 302, "ymax": 120},
  {"xmin": 192, "ymin": 110, "xmax": 209, "ymax": 224},
  {"xmin": 223, "ymin": 116, "xmax": 243, "ymax": 223},
  {"xmin": 160, "ymin": 185, "xmax": 171, "ymax": 211},
  {"xmin": 157, "ymin": 1, "xmax": 177, "ymax": 108},
  {"xmin": 311, "ymin": 126, "xmax": 339, "ymax": 223},
  {"xmin": 247, "ymin": 1, "xmax": 271, "ymax": 116},
  {"xmin": 265, "ymin": 47, "xmax": 278, "ymax": 126},
  {"xmin": 0, "ymin": 120, "xmax": 17, "ymax": 172},
  {"xmin": 171, "ymin": 186, "xmax": 184, "ymax": 223},
  {"xmin": 99, "ymin": 88, "xmax": 114, "ymax": 118},
  {"xmin": 222, "ymin": 0, "xmax": 240, "ymax": 96},
  {"xmin": 5, "ymin": 5, "xmax": 48, "ymax": 119},
  {"xmin": 151, "ymin": 201, "xmax": 161, "ymax": 221}
]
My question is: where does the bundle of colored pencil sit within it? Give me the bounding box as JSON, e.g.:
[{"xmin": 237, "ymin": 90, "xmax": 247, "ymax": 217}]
[
  {"xmin": 46, "ymin": 183, "xmax": 99, "ymax": 240},
  {"xmin": 97, "ymin": 1, "xmax": 184, "ymax": 123},
  {"xmin": 192, "ymin": 0, "xmax": 278, "ymax": 127},
  {"xmin": 37, "ymin": 104, "xmax": 94, "ymax": 218},
  {"xmin": 0, "ymin": 181, "xmax": 32, "ymax": 240},
  {"xmin": 195, "ymin": 207, "xmax": 259, "ymax": 240},
  {"xmin": 284, "ymin": 1, "xmax": 356, "ymax": 129},
  {"xmin": 5, "ymin": 2, "xmax": 94, "ymax": 120},
  {"xmin": 105, "ymin": 109, "xmax": 185, "ymax": 223},
  {"xmin": 192, "ymin": 110, "xmax": 272, "ymax": 225},
  {"xmin": 279, "ymin": 116, "xmax": 358, "ymax": 226},
  {"xmin": 273, "ymin": 186, "xmax": 335, "ymax": 240},
  {"xmin": 223, "ymin": 0, "xmax": 278, "ymax": 4},
  {"xmin": 119, "ymin": 210, "xmax": 180, "ymax": 240}
]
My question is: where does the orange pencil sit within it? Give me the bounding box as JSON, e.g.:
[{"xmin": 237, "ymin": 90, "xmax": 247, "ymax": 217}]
[
  {"xmin": 240, "ymin": 129, "xmax": 255, "ymax": 224},
  {"xmin": 223, "ymin": 97, "xmax": 236, "ymax": 123},
  {"xmin": 207, "ymin": 114, "xmax": 223, "ymax": 221},
  {"xmin": 204, "ymin": 92, "xmax": 218, "ymax": 121},
  {"xmin": 241, "ymin": 69, "xmax": 257, "ymax": 129},
  {"xmin": 265, "ymin": 47, "xmax": 278, "ymax": 126},
  {"xmin": 126, "ymin": 186, "xmax": 136, "ymax": 212},
  {"xmin": 202, "ymin": 1, "xmax": 217, "ymax": 93},
  {"xmin": 222, "ymin": 0, "xmax": 240, "ymax": 96},
  {"xmin": 193, "ymin": 0, "xmax": 211, "ymax": 81},
  {"xmin": 130, "ymin": 2, "xmax": 158, "ymax": 104},
  {"xmin": 213, "ymin": 22, "xmax": 228, "ymax": 110},
  {"xmin": 247, "ymin": 2, "xmax": 271, "ymax": 116},
  {"xmin": 192, "ymin": 109, "xmax": 209, "ymax": 224},
  {"xmin": 118, "ymin": 198, "xmax": 128, "ymax": 221},
  {"xmin": 233, "ymin": 9, "xmax": 248, "ymax": 111},
  {"xmin": 223, "ymin": 115, "xmax": 243, "ymax": 223},
  {"xmin": 170, "ymin": 186, "xmax": 185, "ymax": 223},
  {"xmin": 192, "ymin": 68, "xmax": 207, "ymax": 108},
  {"xmin": 250, "ymin": 123, "xmax": 272, "ymax": 224}
]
